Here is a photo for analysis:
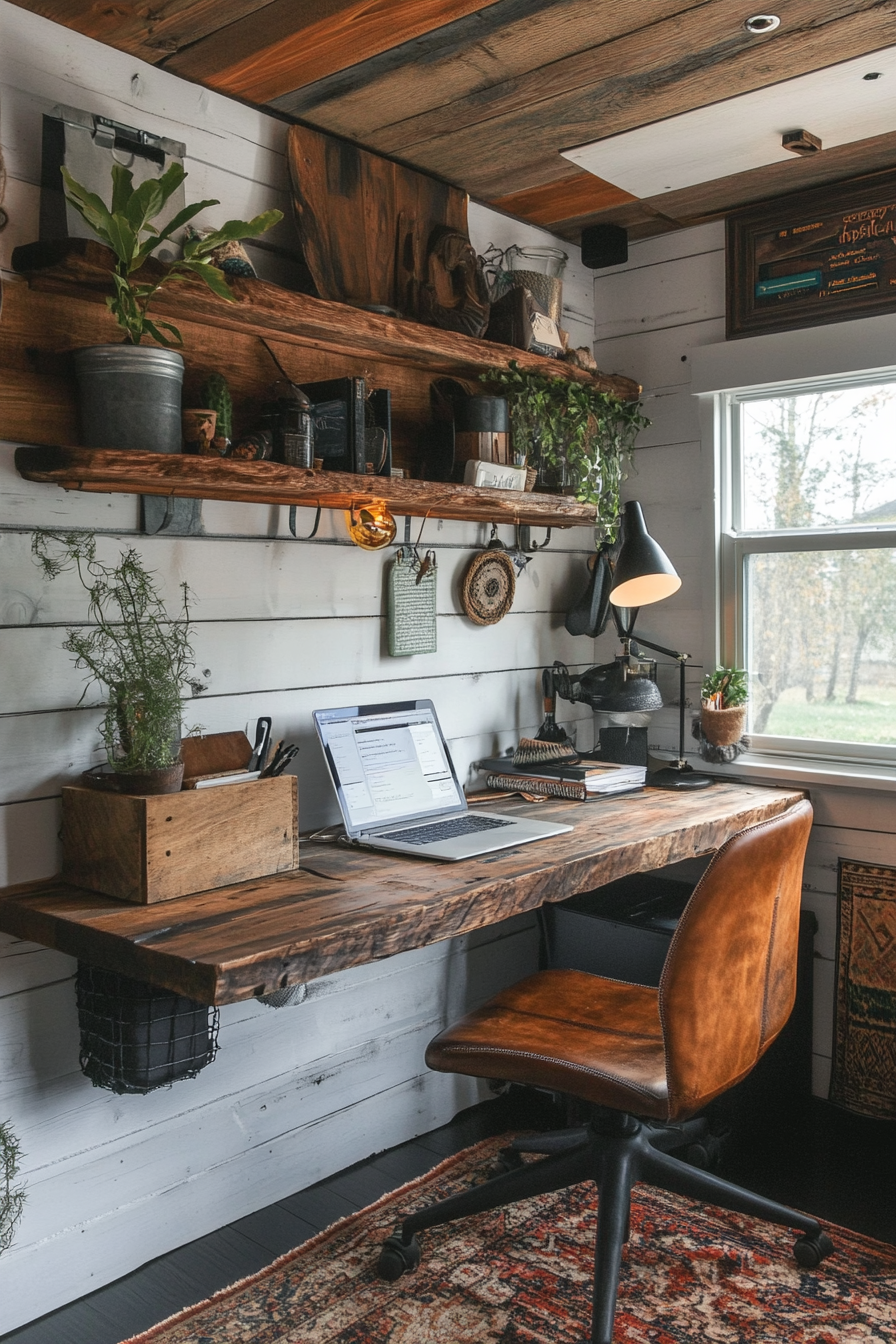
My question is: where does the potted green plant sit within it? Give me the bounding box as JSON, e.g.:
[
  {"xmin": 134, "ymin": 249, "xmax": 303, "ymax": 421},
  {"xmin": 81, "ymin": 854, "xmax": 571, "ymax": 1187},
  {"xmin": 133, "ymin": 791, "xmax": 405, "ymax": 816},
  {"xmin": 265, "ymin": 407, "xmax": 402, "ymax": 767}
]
[
  {"xmin": 32, "ymin": 530, "xmax": 201, "ymax": 793},
  {"xmin": 483, "ymin": 362, "xmax": 650, "ymax": 540},
  {"xmin": 701, "ymin": 666, "xmax": 749, "ymax": 746},
  {"xmin": 60, "ymin": 161, "xmax": 281, "ymax": 455},
  {"xmin": 0, "ymin": 1118, "xmax": 25, "ymax": 1256}
]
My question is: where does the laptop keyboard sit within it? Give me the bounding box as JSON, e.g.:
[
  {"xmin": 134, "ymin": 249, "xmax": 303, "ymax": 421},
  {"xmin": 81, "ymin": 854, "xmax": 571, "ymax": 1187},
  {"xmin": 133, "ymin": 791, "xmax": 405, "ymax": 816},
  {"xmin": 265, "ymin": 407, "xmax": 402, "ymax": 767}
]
[{"xmin": 386, "ymin": 815, "xmax": 513, "ymax": 845}]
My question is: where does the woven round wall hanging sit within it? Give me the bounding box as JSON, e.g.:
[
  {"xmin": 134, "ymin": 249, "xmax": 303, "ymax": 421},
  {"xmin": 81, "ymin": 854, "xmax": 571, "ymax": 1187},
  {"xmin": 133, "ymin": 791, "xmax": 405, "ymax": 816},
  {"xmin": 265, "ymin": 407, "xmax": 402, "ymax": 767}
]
[{"xmin": 461, "ymin": 549, "xmax": 516, "ymax": 625}]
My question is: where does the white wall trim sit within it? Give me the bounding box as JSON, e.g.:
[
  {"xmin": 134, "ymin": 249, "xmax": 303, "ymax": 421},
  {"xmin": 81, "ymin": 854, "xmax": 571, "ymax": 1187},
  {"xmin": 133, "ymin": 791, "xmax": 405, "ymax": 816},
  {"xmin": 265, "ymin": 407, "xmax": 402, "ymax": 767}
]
[{"xmin": 691, "ymin": 311, "xmax": 896, "ymax": 395}]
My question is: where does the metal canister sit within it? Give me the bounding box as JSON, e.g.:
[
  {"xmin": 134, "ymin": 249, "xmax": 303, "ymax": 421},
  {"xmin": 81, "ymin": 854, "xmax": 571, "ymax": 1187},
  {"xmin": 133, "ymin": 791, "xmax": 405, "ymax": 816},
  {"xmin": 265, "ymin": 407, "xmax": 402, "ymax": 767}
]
[{"xmin": 261, "ymin": 380, "xmax": 314, "ymax": 468}]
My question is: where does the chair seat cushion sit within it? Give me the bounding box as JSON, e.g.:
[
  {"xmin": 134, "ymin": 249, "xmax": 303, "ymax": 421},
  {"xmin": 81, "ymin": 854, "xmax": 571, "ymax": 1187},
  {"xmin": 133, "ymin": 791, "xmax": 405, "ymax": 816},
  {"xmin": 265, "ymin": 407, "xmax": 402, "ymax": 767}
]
[{"xmin": 426, "ymin": 969, "xmax": 672, "ymax": 1120}]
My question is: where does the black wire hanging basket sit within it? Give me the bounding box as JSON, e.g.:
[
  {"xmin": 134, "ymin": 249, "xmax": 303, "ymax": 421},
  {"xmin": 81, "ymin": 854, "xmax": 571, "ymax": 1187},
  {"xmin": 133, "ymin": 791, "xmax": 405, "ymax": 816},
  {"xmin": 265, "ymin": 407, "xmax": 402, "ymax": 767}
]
[{"xmin": 76, "ymin": 963, "xmax": 220, "ymax": 1095}]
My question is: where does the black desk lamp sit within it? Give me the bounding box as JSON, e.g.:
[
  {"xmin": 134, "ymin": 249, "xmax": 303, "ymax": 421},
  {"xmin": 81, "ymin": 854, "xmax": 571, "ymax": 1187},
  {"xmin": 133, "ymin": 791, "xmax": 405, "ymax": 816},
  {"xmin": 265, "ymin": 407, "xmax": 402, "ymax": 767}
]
[{"xmin": 609, "ymin": 501, "xmax": 712, "ymax": 791}]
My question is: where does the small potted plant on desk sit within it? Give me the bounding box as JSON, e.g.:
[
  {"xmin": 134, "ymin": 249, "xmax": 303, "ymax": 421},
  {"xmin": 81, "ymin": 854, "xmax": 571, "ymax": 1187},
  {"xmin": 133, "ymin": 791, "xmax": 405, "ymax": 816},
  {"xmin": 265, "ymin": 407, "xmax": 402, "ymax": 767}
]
[
  {"xmin": 32, "ymin": 530, "xmax": 201, "ymax": 794},
  {"xmin": 700, "ymin": 666, "xmax": 749, "ymax": 747}
]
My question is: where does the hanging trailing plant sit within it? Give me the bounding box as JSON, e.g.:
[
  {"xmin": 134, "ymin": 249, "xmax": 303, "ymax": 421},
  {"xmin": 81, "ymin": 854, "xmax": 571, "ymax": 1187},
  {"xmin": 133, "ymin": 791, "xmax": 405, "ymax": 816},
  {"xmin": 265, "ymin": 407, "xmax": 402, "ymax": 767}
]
[
  {"xmin": 0, "ymin": 1118, "xmax": 25, "ymax": 1255},
  {"xmin": 482, "ymin": 362, "xmax": 650, "ymax": 541}
]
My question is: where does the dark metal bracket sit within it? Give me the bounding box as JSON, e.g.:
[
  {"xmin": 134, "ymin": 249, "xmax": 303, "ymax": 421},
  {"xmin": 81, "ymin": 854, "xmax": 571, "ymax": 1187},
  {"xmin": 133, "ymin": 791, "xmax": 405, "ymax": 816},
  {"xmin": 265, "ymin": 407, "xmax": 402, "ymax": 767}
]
[{"xmin": 516, "ymin": 525, "xmax": 552, "ymax": 554}]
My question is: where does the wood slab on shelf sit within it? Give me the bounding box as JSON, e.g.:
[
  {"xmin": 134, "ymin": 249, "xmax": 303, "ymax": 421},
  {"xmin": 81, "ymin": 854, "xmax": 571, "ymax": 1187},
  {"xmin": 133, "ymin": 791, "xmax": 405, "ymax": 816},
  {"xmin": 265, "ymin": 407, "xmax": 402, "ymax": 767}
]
[
  {"xmin": 0, "ymin": 784, "xmax": 804, "ymax": 1005},
  {"xmin": 11, "ymin": 240, "xmax": 641, "ymax": 398},
  {"xmin": 14, "ymin": 444, "xmax": 599, "ymax": 526}
]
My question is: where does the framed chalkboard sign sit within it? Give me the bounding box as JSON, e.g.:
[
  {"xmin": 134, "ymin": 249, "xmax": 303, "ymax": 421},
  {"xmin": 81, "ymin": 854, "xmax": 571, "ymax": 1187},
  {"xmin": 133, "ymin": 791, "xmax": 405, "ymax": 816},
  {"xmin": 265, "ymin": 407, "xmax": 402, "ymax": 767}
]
[{"xmin": 727, "ymin": 169, "xmax": 896, "ymax": 339}]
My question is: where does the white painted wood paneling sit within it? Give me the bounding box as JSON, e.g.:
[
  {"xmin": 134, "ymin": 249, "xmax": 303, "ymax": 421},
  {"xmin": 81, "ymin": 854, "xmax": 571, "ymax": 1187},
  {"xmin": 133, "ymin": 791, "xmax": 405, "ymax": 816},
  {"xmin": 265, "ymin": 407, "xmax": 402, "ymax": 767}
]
[
  {"xmin": 0, "ymin": 4, "xmax": 598, "ymax": 1325},
  {"xmin": 593, "ymin": 212, "xmax": 896, "ymax": 1102}
]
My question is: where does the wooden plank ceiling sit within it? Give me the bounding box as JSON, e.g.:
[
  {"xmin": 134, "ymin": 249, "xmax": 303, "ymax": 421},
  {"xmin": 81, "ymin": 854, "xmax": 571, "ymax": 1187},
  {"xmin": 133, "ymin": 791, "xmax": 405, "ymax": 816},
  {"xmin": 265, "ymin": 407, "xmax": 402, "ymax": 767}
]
[{"xmin": 12, "ymin": 0, "xmax": 896, "ymax": 240}]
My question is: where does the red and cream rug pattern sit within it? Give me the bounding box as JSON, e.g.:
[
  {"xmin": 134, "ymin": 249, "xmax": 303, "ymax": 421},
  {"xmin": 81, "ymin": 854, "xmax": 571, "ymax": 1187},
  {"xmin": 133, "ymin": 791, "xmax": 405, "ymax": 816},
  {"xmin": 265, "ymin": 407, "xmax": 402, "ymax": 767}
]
[{"xmin": 121, "ymin": 1135, "xmax": 896, "ymax": 1343}]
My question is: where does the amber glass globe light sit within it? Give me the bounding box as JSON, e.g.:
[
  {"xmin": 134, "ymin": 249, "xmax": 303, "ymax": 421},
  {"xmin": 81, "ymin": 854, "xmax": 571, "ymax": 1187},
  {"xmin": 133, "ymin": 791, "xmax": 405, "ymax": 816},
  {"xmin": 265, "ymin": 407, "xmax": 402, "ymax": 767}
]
[{"xmin": 345, "ymin": 501, "xmax": 397, "ymax": 550}]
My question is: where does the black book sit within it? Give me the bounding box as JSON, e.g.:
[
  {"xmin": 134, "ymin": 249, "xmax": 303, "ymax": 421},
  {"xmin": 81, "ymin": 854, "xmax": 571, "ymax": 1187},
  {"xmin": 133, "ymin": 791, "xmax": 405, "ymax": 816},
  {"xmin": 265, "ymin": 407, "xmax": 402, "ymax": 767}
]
[
  {"xmin": 476, "ymin": 755, "xmax": 644, "ymax": 782},
  {"xmin": 300, "ymin": 377, "xmax": 366, "ymax": 474}
]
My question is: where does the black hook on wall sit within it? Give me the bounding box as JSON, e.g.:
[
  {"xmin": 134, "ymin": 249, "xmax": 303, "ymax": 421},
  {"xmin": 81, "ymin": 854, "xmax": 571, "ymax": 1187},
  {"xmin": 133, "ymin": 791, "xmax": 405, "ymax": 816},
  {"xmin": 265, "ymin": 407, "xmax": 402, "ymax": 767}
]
[{"xmin": 516, "ymin": 525, "xmax": 552, "ymax": 554}]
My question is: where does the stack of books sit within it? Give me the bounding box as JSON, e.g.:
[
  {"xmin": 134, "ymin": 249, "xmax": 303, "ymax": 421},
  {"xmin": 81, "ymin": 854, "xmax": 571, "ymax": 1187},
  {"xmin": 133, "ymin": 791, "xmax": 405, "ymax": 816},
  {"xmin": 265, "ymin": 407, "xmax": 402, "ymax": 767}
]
[{"xmin": 476, "ymin": 754, "xmax": 646, "ymax": 802}]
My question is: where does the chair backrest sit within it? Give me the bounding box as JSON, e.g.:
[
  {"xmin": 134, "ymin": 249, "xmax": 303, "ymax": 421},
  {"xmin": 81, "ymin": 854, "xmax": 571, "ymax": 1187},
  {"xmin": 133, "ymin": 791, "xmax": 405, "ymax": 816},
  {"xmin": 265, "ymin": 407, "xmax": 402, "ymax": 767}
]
[{"xmin": 658, "ymin": 799, "xmax": 813, "ymax": 1119}]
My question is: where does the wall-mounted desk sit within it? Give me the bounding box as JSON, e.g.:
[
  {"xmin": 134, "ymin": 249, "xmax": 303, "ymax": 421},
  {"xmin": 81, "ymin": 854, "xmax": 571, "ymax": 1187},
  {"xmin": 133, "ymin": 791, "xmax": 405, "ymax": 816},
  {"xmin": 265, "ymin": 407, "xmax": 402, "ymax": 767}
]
[{"xmin": 0, "ymin": 783, "xmax": 804, "ymax": 1005}]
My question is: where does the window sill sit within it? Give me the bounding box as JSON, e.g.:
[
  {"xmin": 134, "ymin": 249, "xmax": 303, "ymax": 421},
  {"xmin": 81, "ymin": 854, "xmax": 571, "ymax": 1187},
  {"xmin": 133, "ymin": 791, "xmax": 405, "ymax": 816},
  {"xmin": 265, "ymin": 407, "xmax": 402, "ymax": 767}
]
[{"xmin": 699, "ymin": 753, "xmax": 896, "ymax": 794}]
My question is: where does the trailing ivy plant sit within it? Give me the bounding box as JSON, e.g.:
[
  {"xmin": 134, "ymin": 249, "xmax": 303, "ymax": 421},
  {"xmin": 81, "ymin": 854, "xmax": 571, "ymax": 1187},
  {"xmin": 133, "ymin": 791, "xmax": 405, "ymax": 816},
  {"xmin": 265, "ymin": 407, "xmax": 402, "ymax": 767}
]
[
  {"xmin": 0, "ymin": 1118, "xmax": 25, "ymax": 1256},
  {"xmin": 483, "ymin": 362, "xmax": 650, "ymax": 541},
  {"xmin": 32, "ymin": 531, "xmax": 201, "ymax": 774}
]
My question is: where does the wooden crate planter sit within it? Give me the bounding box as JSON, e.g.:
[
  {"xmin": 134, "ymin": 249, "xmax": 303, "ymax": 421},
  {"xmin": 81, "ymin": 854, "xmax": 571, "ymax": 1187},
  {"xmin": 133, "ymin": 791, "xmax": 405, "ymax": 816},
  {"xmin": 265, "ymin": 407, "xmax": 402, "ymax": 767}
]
[{"xmin": 61, "ymin": 776, "xmax": 298, "ymax": 904}]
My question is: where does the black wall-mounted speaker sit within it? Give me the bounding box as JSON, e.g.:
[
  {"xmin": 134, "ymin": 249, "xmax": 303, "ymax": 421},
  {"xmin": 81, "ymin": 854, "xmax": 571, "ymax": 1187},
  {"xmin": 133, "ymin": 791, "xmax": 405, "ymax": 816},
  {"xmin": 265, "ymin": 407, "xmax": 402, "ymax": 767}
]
[{"xmin": 581, "ymin": 224, "xmax": 628, "ymax": 269}]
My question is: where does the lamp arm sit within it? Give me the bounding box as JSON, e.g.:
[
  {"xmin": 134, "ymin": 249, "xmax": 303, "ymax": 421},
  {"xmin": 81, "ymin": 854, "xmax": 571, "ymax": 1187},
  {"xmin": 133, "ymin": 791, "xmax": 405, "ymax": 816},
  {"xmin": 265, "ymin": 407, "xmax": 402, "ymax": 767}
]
[
  {"xmin": 629, "ymin": 635, "xmax": 690, "ymax": 663},
  {"xmin": 628, "ymin": 637, "xmax": 691, "ymax": 767}
]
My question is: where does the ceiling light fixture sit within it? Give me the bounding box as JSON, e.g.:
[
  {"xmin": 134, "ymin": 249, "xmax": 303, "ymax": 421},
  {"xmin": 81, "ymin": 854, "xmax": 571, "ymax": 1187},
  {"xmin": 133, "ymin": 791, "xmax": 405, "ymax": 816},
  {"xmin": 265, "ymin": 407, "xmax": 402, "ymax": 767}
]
[
  {"xmin": 744, "ymin": 14, "xmax": 780, "ymax": 33},
  {"xmin": 782, "ymin": 128, "xmax": 822, "ymax": 155},
  {"xmin": 864, "ymin": 71, "xmax": 883, "ymax": 80}
]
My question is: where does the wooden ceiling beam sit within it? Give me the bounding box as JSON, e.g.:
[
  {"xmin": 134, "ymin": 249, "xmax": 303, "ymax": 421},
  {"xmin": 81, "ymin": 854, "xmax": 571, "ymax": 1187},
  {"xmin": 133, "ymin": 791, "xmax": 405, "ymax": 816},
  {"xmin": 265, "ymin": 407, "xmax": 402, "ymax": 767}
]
[
  {"xmin": 4, "ymin": 0, "xmax": 271, "ymax": 63},
  {"xmin": 490, "ymin": 172, "xmax": 636, "ymax": 227},
  {"xmin": 162, "ymin": 0, "xmax": 506, "ymax": 100},
  {"xmin": 349, "ymin": 1, "xmax": 894, "ymax": 197},
  {"xmin": 272, "ymin": 0, "xmax": 700, "ymax": 133}
]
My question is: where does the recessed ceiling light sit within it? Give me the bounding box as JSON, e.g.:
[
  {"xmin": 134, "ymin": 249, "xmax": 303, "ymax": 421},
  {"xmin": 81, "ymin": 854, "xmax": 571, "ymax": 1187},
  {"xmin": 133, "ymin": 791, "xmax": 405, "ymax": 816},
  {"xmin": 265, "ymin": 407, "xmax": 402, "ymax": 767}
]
[
  {"xmin": 744, "ymin": 14, "xmax": 781, "ymax": 33},
  {"xmin": 864, "ymin": 71, "xmax": 883, "ymax": 80}
]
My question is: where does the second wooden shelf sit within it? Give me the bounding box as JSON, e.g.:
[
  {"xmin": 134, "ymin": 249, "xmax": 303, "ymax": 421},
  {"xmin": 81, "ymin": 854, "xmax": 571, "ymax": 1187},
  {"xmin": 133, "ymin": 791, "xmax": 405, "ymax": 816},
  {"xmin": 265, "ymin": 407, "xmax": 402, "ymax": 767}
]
[{"xmin": 15, "ymin": 444, "xmax": 600, "ymax": 528}]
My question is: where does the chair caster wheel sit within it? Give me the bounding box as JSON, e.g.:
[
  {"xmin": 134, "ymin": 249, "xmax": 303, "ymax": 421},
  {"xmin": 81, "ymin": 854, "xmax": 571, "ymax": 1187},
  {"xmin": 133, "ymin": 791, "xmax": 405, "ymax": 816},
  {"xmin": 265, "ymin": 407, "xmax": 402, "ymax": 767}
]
[
  {"xmin": 377, "ymin": 1230, "xmax": 422, "ymax": 1281},
  {"xmin": 793, "ymin": 1230, "xmax": 834, "ymax": 1268},
  {"xmin": 490, "ymin": 1146, "xmax": 525, "ymax": 1177}
]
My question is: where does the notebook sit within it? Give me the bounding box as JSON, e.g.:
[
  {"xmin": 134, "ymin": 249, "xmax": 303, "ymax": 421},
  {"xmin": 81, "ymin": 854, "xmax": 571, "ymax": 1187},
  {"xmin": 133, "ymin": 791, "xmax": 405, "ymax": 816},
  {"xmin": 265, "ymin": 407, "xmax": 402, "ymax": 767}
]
[{"xmin": 313, "ymin": 700, "xmax": 573, "ymax": 861}]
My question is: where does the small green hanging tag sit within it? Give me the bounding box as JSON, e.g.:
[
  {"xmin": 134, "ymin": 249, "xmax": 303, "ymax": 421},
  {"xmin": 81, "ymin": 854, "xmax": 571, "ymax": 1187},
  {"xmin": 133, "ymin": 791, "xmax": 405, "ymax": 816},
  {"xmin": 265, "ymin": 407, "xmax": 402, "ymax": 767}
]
[{"xmin": 388, "ymin": 548, "xmax": 437, "ymax": 656}]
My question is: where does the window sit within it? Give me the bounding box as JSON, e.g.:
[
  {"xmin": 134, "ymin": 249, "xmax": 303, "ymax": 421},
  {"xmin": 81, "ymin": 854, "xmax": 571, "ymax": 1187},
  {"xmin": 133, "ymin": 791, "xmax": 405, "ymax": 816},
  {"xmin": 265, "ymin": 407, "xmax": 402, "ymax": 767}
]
[{"xmin": 720, "ymin": 373, "xmax": 896, "ymax": 765}]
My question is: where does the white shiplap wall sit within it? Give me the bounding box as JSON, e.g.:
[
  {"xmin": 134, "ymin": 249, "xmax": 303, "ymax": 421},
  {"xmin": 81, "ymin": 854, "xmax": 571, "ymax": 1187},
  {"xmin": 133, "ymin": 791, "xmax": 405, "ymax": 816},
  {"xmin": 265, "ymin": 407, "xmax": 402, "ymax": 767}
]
[
  {"xmin": 0, "ymin": 4, "xmax": 599, "ymax": 1328},
  {"xmin": 592, "ymin": 221, "xmax": 896, "ymax": 1104}
]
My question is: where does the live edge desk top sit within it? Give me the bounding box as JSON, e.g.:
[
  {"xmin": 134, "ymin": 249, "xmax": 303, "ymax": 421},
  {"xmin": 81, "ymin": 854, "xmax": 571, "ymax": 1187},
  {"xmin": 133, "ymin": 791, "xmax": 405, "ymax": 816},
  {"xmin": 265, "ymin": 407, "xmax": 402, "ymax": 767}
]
[{"xmin": 0, "ymin": 783, "xmax": 804, "ymax": 1006}]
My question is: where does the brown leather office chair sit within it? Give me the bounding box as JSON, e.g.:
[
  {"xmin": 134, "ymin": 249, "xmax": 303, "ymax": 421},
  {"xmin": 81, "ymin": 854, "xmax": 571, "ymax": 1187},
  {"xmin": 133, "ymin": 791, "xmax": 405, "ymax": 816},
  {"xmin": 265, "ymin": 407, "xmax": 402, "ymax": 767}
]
[{"xmin": 376, "ymin": 799, "xmax": 832, "ymax": 1343}]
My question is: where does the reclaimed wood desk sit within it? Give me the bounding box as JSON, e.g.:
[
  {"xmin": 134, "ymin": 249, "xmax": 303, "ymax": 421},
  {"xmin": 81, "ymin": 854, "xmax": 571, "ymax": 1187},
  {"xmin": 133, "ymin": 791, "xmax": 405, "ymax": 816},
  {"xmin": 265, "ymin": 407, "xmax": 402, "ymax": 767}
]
[{"xmin": 0, "ymin": 783, "xmax": 803, "ymax": 1005}]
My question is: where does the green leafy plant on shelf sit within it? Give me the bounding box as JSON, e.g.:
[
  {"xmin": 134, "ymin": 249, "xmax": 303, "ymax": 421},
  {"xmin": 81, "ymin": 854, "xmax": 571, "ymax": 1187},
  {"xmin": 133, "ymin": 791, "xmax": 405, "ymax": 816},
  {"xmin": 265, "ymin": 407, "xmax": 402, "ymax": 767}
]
[
  {"xmin": 701, "ymin": 666, "xmax": 749, "ymax": 708},
  {"xmin": 32, "ymin": 531, "xmax": 202, "ymax": 775},
  {"xmin": 61, "ymin": 162, "xmax": 282, "ymax": 346},
  {"xmin": 0, "ymin": 1118, "xmax": 25, "ymax": 1256},
  {"xmin": 482, "ymin": 362, "xmax": 650, "ymax": 540}
]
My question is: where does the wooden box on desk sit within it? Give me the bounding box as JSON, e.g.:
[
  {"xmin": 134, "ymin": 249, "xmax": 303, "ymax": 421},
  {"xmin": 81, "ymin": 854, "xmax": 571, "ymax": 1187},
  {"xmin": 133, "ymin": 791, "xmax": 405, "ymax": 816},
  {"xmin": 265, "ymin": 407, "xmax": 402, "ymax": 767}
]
[{"xmin": 61, "ymin": 776, "xmax": 298, "ymax": 904}]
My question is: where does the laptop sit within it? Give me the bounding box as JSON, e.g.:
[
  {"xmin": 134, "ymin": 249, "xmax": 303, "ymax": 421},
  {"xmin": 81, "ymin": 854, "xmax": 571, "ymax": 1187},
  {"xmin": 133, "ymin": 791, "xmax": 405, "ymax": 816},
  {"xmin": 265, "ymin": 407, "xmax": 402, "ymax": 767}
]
[{"xmin": 313, "ymin": 699, "xmax": 573, "ymax": 861}]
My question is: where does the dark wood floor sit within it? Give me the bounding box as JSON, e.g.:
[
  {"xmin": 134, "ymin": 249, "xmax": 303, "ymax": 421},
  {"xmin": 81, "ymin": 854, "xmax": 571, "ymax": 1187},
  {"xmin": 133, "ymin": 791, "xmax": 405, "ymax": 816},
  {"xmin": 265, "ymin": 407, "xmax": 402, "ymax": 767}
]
[{"xmin": 3, "ymin": 1090, "xmax": 894, "ymax": 1344}]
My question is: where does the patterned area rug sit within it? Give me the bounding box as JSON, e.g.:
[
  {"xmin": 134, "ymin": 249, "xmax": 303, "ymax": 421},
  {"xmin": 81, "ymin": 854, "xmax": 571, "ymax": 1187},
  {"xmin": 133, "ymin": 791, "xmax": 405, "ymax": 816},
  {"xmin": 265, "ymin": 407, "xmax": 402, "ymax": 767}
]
[
  {"xmin": 831, "ymin": 859, "xmax": 896, "ymax": 1120},
  {"xmin": 120, "ymin": 1135, "xmax": 896, "ymax": 1344}
]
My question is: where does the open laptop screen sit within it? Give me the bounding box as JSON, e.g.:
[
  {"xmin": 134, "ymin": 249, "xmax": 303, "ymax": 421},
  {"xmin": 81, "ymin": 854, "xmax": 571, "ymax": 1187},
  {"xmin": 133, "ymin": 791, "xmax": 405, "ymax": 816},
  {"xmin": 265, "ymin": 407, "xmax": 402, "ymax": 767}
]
[{"xmin": 314, "ymin": 701, "xmax": 466, "ymax": 835}]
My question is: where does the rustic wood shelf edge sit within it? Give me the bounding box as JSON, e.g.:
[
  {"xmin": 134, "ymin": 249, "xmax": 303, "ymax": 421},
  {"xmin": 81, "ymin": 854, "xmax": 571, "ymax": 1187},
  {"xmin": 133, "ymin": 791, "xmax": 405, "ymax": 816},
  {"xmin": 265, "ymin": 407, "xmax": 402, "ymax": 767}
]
[
  {"xmin": 14, "ymin": 444, "xmax": 600, "ymax": 527},
  {"xmin": 12, "ymin": 240, "xmax": 642, "ymax": 399}
]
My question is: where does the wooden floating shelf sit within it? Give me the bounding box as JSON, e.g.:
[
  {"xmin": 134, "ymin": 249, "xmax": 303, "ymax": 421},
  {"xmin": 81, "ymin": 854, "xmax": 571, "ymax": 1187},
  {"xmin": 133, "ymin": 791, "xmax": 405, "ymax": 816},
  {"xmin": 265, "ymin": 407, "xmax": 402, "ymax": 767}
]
[
  {"xmin": 15, "ymin": 444, "xmax": 600, "ymax": 528},
  {"xmin": 12, "ymin": 239, "xmax": 641, "ymax": 399}
]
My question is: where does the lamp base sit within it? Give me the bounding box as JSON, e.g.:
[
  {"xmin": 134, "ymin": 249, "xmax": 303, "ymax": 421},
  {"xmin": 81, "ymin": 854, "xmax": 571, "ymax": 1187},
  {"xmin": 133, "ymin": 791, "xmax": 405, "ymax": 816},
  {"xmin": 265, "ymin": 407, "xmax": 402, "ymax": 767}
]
[{"xmin": 648, "ymin": 761, "xmax": 713, "ymax": 790}]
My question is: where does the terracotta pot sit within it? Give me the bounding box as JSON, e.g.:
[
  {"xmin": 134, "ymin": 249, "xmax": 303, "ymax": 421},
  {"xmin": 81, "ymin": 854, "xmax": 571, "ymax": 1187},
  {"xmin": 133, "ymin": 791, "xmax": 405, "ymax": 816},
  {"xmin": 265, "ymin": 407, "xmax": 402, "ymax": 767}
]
[
  {"xmin": 700, "ymin": 704, "xmax": 747, "ymax": 747},
  {"xmin": 81, "ymin": 762, "xmax": 185, "ymax": 794}
]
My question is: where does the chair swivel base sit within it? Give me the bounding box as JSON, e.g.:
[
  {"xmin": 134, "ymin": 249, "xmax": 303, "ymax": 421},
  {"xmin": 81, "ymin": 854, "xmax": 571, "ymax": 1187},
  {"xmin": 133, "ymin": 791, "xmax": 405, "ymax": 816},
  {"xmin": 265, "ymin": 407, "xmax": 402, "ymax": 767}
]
[{"xmin": 375, "ymin": 1111, "xmax": 834, "ymax": 1344}]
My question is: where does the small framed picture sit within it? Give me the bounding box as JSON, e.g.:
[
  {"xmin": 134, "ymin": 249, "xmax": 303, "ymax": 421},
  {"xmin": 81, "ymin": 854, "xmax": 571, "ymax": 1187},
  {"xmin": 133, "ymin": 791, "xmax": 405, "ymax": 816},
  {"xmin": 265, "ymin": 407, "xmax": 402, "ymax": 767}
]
[{"xmin": 727, "ymin": 168, "xmax": 896, "ymax": 339}]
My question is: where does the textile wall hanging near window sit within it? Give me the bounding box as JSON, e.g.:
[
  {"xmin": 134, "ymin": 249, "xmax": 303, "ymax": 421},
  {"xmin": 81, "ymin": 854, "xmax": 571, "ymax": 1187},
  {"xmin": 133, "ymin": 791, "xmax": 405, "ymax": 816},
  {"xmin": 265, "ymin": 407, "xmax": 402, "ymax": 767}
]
[{"xmin": 830, "ymin": 860, "xmax": 896, "ymax": 1120}]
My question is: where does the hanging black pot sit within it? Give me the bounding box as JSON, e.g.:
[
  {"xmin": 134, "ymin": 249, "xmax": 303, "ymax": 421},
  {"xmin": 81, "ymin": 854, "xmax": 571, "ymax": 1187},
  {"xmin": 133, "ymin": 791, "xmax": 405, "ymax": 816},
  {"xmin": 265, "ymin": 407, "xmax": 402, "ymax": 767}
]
[{"xmin": 565, "ymin": 548, "xmax": 611, "ymax": 638}]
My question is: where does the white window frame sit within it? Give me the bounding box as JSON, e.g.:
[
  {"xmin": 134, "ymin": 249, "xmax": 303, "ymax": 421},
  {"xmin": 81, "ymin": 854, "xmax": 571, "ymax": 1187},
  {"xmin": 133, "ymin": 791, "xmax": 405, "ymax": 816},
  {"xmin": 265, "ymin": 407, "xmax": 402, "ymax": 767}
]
[{"xmin": 718, "ymin": 370, "xmax": 896, "ymax": 769}]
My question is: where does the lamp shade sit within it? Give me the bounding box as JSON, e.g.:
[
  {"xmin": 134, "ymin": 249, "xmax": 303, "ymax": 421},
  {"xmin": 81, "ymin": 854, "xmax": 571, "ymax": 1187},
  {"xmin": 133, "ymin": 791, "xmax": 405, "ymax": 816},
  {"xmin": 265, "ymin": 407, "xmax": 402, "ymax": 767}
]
[{"xmin": 609, "ymin": 501, "xmax": 681, "ymax": 608}]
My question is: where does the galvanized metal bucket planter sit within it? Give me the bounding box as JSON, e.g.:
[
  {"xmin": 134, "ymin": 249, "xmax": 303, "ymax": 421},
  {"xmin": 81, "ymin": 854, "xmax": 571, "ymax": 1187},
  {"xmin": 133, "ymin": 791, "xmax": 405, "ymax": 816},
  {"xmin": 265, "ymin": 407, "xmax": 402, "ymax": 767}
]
[{"xmin": 73, "ymin": 344, "xmax": 184, "ymax": 453}]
